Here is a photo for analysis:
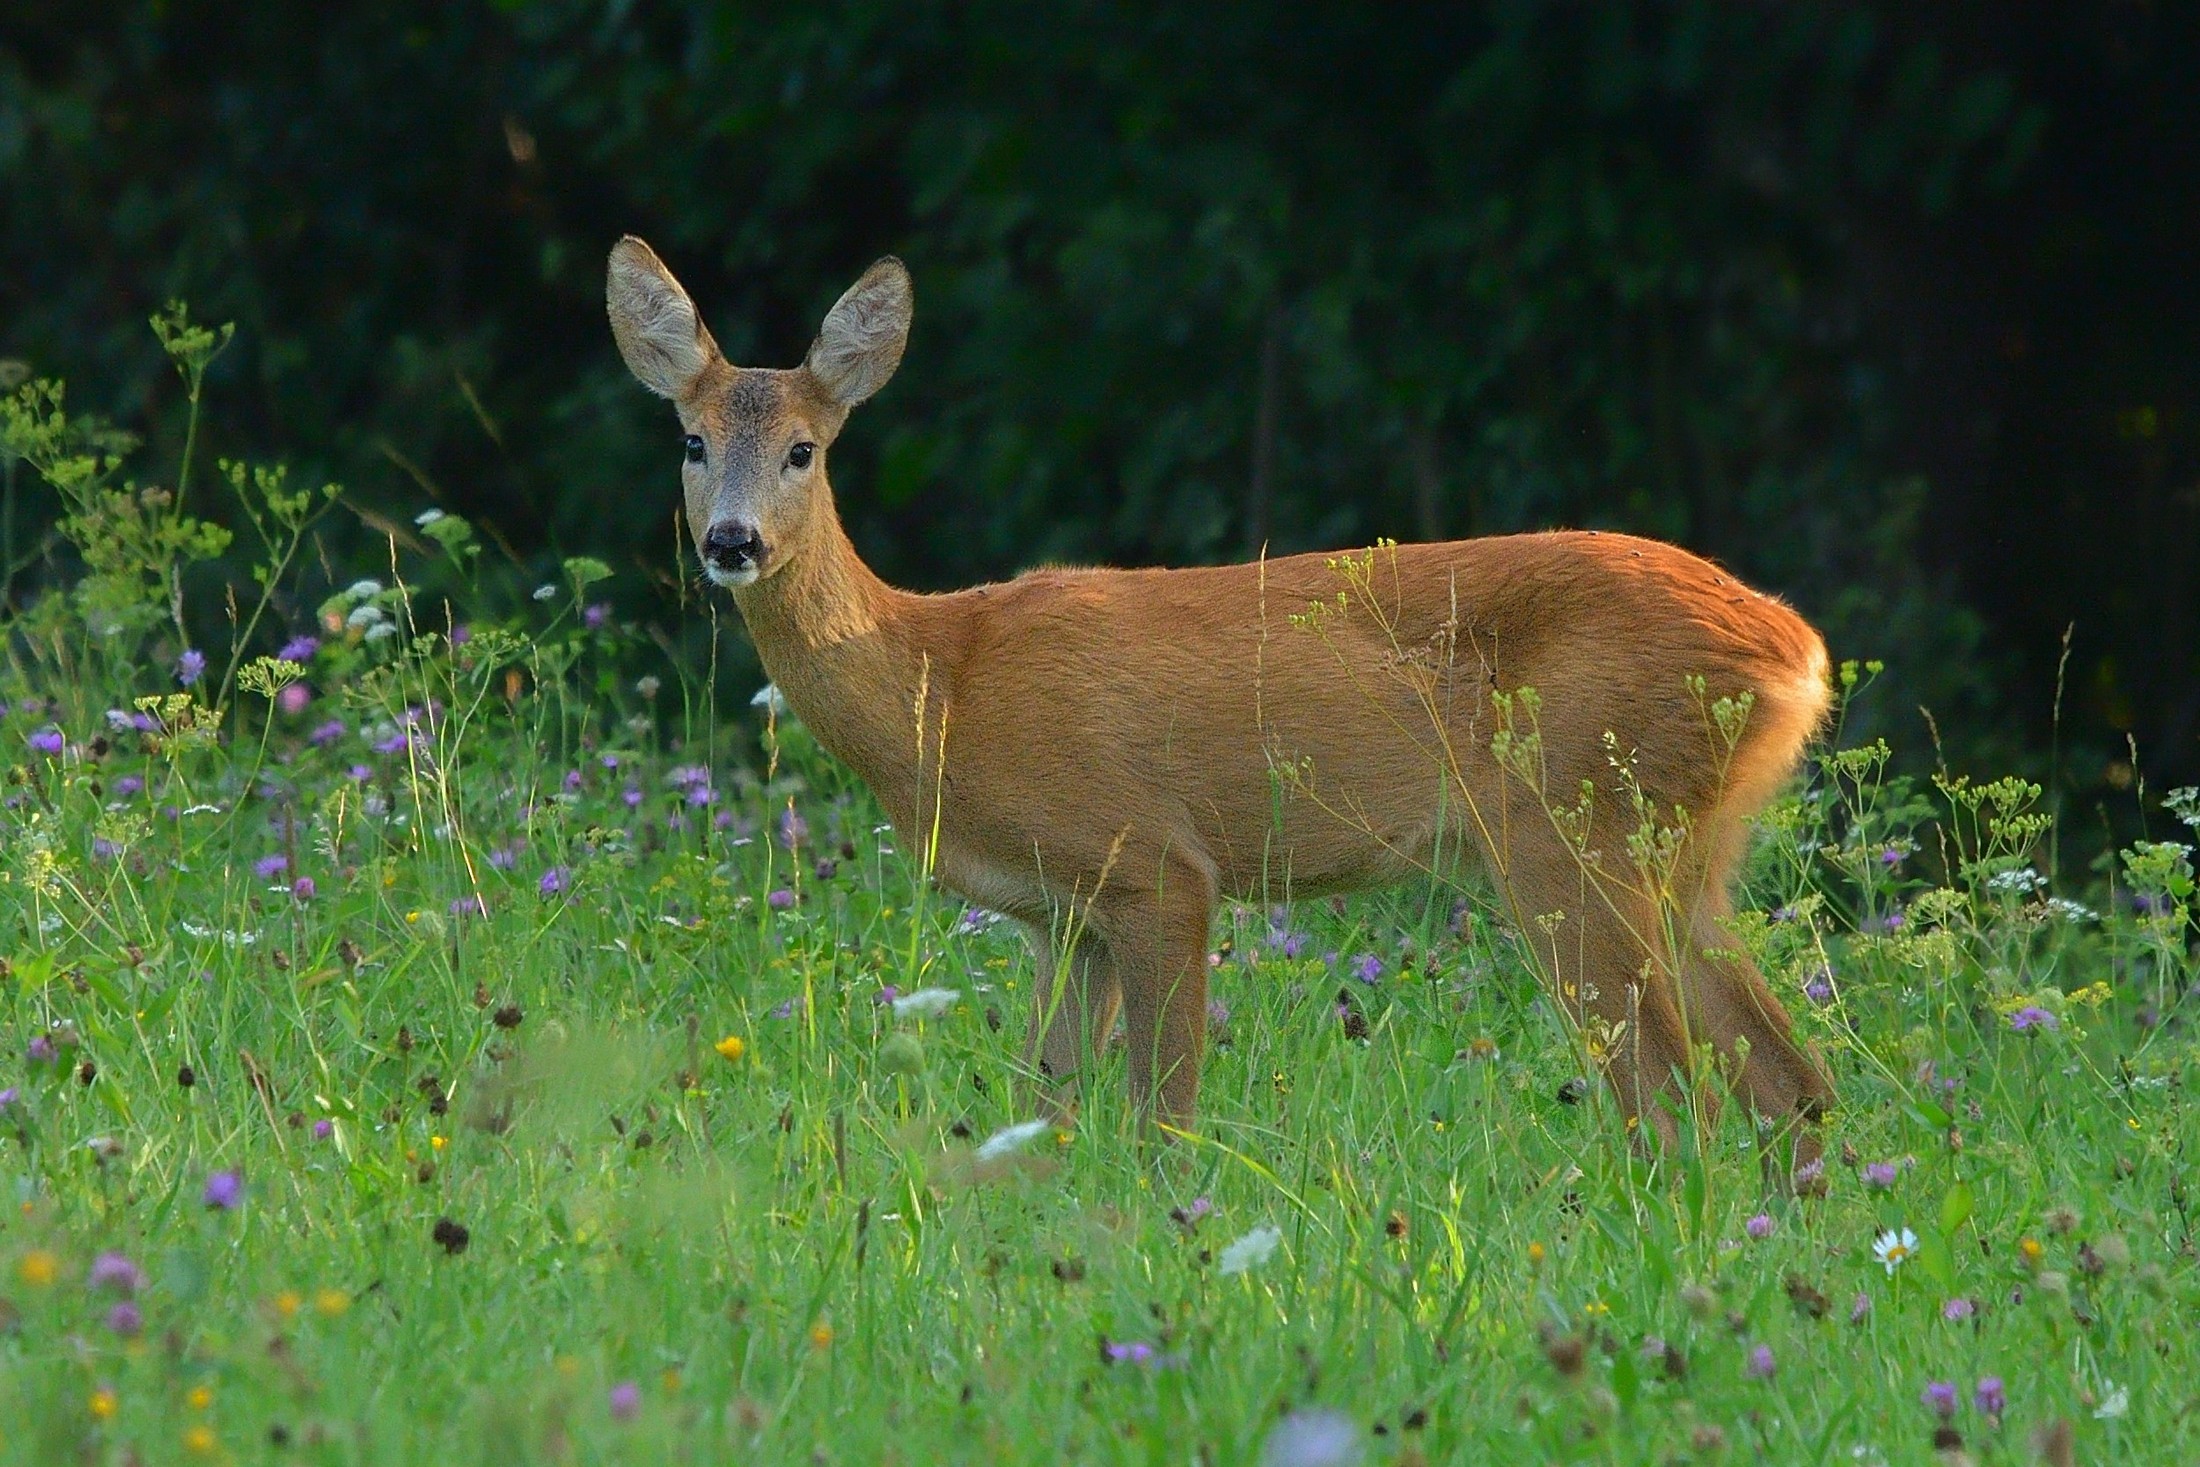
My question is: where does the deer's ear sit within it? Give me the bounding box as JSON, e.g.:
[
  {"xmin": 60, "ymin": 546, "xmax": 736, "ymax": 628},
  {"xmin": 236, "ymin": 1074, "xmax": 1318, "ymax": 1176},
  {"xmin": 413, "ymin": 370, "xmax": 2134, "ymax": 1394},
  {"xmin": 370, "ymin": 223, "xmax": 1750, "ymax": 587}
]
[
  {"xmin": 607, "ymin": 237, "xmax": 719, "ymax": 399},
  {"xmin": 805, "ymin": 257, "xmax": 912, "ymax": 407}
]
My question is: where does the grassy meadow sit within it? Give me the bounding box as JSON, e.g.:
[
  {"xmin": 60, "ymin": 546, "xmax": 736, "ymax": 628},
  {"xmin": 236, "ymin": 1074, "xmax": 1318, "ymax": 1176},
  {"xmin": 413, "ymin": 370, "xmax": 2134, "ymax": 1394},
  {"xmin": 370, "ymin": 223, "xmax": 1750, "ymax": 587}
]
[{"xmin": 2, "ymin": 319, "xmax": 2198, "ymax": 1465}]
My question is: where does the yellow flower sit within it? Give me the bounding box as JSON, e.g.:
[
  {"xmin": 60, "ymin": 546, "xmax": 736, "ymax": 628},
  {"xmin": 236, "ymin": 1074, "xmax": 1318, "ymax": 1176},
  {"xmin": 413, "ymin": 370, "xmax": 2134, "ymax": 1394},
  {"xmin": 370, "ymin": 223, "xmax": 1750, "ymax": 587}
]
[
  {"xmin": 2018, "ymin": 1237, "xmax": 2044, "ymax": 1270},
  {"xmin": 661, "ymin": 1368, "xmax": 682, "ymax": 1395},
  {"xmin": 430, "ymin": 1135, "xmax": 446, "ymax": 1152},
  {"xmin": 186, "ymin": 1385, "xmax": 213, "ymax": 1410},
  {"xmin": 555, "ymin": 1355, "xmax": 581, "ymax": 1379},
  {"xmin": 405, "ymin": 910, "xmax": 420, "ymax": 924},
  {"xmin": 808, "ymin": 1319, "xmax": 833, "ymax": 1351},
  {"xmin": 273, "ymin": 1290, "xmax": 301, "ymax": 1320},
  {"xmin": 1527, "ymin": 1242, "xmax": 1546, "ymax": 1269},
  {"xmin": 714, "ymin": 1035, "xmax": 746, "ymax": 1062},
  {"xmin": 17, "ymin": 1250, "xmax": 58, "ymax": 1287},
  {"xmin": 183, "ymin": 1424, "xmax": 216, "ymax": 1455},
  {"xmin": 315, "ymin": 1288, "xmax": 350, "ymax": 1317},
  {"xmin": 90, "ymin": 1387, "xmax": 118, "ymax": 1420}
]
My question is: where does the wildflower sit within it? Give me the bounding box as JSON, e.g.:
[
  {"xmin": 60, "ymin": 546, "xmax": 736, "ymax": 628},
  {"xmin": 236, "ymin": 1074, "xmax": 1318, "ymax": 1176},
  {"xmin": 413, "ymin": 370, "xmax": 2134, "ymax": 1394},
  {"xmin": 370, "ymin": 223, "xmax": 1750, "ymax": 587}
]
[
  {"xmin": 187, "ymin": 1386, "xmax": 213, "ymax": 1410},
  {"xmin": 114, "ymin": 774, "xmax": 145, "ymax": 797},
  {"xmin": 28, "ymin": 1034, "xmax": 55, "ymax": 1063},
  {"xmin": 2017, "ymin": 1237, "xmax": 2043, "ymax": 1270},
  {"xmin": 808, "ymin": 1318, "xmax": 834, "ymax": 1350},
  {"xmin": 308, "ymin": 719, "xmax": 347, "ymax": 746},
  {"xmin": 584, "ymin": 603, "xmax": 610, "ymax": 630},
  {"xmin": 609, "ymin": 1381, "xmax": 640, "ymax": 1422},
  {"xmin": 891, "ymin": 987, "xmax": 959, "ymax": 1019},
  {"xmin": 751, "ymin": 683, "xmax": 789, "ymax": 716},
  {"xmin": 292, "ymin": 876, "xmax": 316, "ymax": 901},
  {"xmin": 176, "ymin": 648, "xmax": 206, "ymax": 686},
  {"xmin": 316, "ymin": 1287, "xmax": 350, "ymax": 1316},
  {"xmin": 19, "ymin": 1250, "xmax": 59, "ymax": 1287},
  {"xmin": 532, "ymin": 583, "xmax": 559, "ymax": 602},
  {"xmin": 766, "ymin": 887, "xmax": 796, "ymax": 910},
  {"xmin": 28, "ymin": 726, "xmax": 64, "ymax": 756},
  {"xmin": 538, "ymin": 866, "xmax": 570, "ymax": 897},
  {"xmin": 636, "ymin": 675, "xmax": 661, "ymax": 700},
  {"xmin": 1744, "ymin": 1344, "xmax": 1776, "ymax": 1380},
  {"xmin": 1864, "ymin": 1161, "xmax": 1899, "ymax": 1189},
  {"xmin": 1804, "ymin": 969, "xmax": 1834, "ymax": 1004},
  {"xmin": 1920, "ymin": 1380, "xmax": 1958, "ymax": 1418},
  {"xmin": 253, "ymin": 854, "xmax": 289, "ymax": 881},
  {"xmin": 92, "ymin": 836, "xmax": 122, "ymax": 861},
  {"xmin": 105, "ymin": 1300, "xmax": 143, "ymax": 1336},
  {"xmin": 312, "ymin": 1119, "xmax": 334, "ymax": 1140},
  {"xmin": 1975, "ymin": 1376, "xmax": 2006, "ymax": 1416},
  {"xmin": 90, "ymin": 1385, "xmax": 118, "ymax": 1420},
  {"xmin": 1105, "ymin": 1340, "xmax": 1156, "ymax": 1365},
  {"xmin": 0, "ymin": 1087, "xmax": 15, "ymax": 1108},
  {"xmin": 183, "ymin": 1424, "xmax": 216, "ymax": 1455},
  {"xmin": 449, "ymin": 895, "xmax": 484, "ymax": 918},
  {"xmin": 1260, "ymin": 1408, "xmax": 1359, "ymax": 1467},
  {"xmin": 278, "ymin": 635, "xmax": 320, "ymax": 663},
  {"xmin": 88, "ymin": 1252, "xmax": 145, "ymax": 1295},
  {"xmin": 1746, "ymin": 1213, "xmax": 1775, "ymax": 1240},
  {"xmin": 1349, "ymin": 953, "xmax": 1383, "ymax": 984},
  {"xmin": 1218, "ymin": 1223, "xmax": 1283, "ymax": 1276},
  {"xmin": 975, "ymin": 1118, "xmax": 1050, "ymax": 1161},
  {"xmin": 1873, "ymin": 1227, "xmax": 1917, "ymax": 1274},
  {"xmin": 203, "ymin": 1170, "xmax": 242, "ymax": 1210},
  {"xmin": 277, "ymin": 683, "xmax": 311, "ymax": 715},
  {"xmin": 2094, "ymin": 1382, "xmax": 2129, "ymax": 1419},
  {"xmin": 345, "ymin": 579, "xmax": 383, "ymax": 601},
  {"xmin": 622, "ymin": 786, "xmax": 643, "ymax": 808},
  {"xmin": 1848, "ymin": 1291, "xmax": 1871, "ymax": 1324},
  {"xmin": 714, "ymin": 1035, "xmax": 746, "ymax": 1063},
  {"xmin": 2009, "ymin": 1005, "xmax": 2058, "ymax": 1033},
  {"xmin": 1941, "ymin": 1296, "xmax": 1975, "ymax": 1321}
]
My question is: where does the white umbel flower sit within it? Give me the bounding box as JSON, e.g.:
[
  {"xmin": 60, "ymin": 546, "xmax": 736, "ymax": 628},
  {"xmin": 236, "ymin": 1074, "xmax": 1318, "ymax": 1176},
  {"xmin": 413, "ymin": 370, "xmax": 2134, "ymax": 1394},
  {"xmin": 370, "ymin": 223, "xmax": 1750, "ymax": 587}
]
[{"xmin": 1219, "ymin": 1223, "xmax": 1284, "ymax": 1276}]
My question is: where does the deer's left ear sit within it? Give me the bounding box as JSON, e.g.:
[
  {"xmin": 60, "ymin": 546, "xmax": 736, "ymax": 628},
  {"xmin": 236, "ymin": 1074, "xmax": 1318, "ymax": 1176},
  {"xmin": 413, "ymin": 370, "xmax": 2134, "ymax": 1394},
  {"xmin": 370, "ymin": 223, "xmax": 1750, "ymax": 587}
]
[
  {"xmin": 607, "ymin": 236, "xmax": 720, "ymax": 399},
  {"xmin": 805, "ymin": 258, "xmax": 912, "ymax": 407}
]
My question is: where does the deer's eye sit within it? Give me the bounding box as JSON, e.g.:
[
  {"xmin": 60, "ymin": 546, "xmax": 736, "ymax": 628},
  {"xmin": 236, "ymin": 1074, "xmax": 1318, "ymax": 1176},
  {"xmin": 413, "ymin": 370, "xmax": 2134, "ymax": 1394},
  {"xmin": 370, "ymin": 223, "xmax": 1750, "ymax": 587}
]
[
  {"xmin": 683, "ymin": 434, "xmax": 705, "ymax": 464},
  {"xmin": 787, "ymin": 442, "xmax": 814, "ymax": 470}
]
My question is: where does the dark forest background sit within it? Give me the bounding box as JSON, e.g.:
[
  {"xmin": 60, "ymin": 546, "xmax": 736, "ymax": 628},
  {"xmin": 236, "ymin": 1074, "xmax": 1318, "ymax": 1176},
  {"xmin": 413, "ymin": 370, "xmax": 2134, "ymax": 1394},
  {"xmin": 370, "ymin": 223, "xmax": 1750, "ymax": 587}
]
[{"xmin": 2, "ymin": 2, "xmax": 2196, "ymax": 800}]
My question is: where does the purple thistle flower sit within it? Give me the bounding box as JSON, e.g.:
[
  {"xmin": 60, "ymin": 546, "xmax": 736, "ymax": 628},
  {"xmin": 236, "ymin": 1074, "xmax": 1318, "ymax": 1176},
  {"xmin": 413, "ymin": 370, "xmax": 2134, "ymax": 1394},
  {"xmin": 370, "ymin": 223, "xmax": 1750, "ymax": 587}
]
[
  {"xmin": 291, "ymin": 876, "xmax": 316, "ymax": 902},
  {"xmin": 27, "ymin": 726, "xmax": 64, "ymax": 756},
  {"xmin": 176, "ymin": 648, "xmax": 206, "ymax": 686},
  {"xmin": 1974, "ymin": 1376, "xmax": 2005, "ymax": 1416},
  {"xmin": 1744, "ymin": 1344, "xmax": 1776, "ymax": 1380},
  {"xmin": 312, "ymin": 1119, "xmax": 334, "ymax": 1140},
  {"xmin": 104, "ymin": 1300, "xmax": 143, "ymax": 1337},
  {"xmin": 1864, "ymin": 1161, "xmax": 1899, "ymax": 1190},
  {"xmin": 253, "ymin": 854, "xmax": 289, "ymax": 881},
  {"xmin": 1185, "ymin": 1196, "xmax": 1213, "ymax": 1220},
  {"xmin": 538, "ymin": 867, "xmax": 570, "ymax": 898},
  {"xmin": 203, "ymin": 1170, "xmax": 242, "ymax": 1210},
  {"xmin": 1745, "ymin": 1213, "xmax": 1774, "ymax": 1240},
  {"xmin": 88, "ymin": 1252, "xmax": 145, "ymax": 1294},
  {"xmin": 2009, "ymin": 1005, "xmax": 2058, "ymax": 1033},
  {"xmin": 608, "ymin": 1381, "xmax": 640, "ymax": 1422},
  {"xmin": 278, "ymin": 634, "xmax": 321, "ymax": 663},
  {"xmin": 114, "ymin": 774, "xmax": 145, "ymax": 797},
  {"xmin": 1350, "ymin": 953, "xmax": 1383, "ymax": 984},
  {"xmin": 278, "ymin": 683, "xmax": 311, "ymax": 715},
  {"xmin": 563, "ymin": 769, "xmax": 583, "ymax": 792},
  {"xmin": 767, "ymin": 888, "xmax": 796, "ymax": 911},
  {"xmin": 874, "ymin": 986, "xmax": 900, "ymax": 1006},
  {"xmin": 1922, "ymin": 1381, "xmax": 1958, "ymax": 1418},
  {"xmin": 308, "ymin": 719, "xmax": 347, "ymax": 747}
]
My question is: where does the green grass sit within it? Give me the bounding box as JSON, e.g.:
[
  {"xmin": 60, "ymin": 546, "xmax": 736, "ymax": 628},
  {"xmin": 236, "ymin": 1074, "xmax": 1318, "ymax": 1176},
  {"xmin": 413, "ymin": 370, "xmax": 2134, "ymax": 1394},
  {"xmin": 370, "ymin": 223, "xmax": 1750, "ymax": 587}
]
[{"xmin": 0, "ymin": 628, "xmax": 2194, "ymax": 1466}]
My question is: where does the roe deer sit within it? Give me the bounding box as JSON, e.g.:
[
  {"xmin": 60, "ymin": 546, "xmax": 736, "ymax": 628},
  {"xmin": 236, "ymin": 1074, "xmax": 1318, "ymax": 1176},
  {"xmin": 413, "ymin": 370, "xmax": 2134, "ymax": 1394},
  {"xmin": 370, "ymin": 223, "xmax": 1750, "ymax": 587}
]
[{"xmin": 607, "ymin": 238, "xmax": 1837, "ymax": 1157}]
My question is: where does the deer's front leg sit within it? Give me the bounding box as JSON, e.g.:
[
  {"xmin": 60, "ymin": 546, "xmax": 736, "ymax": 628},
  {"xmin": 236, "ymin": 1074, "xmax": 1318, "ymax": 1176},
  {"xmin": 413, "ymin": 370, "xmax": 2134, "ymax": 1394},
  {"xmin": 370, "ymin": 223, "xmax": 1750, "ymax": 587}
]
[
  {"xmin": 1016, "ymin": 920, "xmax": 1121, "ymax": 1117},
  {"xmin": 1096, "ymin": 867, "xmax": 1214, "ymax": 1134}
]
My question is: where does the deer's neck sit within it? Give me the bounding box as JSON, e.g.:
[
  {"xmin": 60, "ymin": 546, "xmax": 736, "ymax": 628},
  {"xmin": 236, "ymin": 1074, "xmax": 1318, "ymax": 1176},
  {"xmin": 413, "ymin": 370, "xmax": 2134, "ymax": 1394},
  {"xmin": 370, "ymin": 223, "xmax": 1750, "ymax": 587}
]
[{"xmin": 731, "ymin": 494, "xmax": 932, "ymax": 825}]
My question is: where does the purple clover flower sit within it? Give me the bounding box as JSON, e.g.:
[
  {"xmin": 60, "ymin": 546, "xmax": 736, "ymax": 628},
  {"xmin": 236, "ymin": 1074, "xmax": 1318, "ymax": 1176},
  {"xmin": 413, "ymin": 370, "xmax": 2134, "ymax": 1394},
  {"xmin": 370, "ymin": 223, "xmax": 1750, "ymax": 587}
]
[
  {"xmin": 1942, "ymin": 1297, "xmax": 1976, "ymax": 1322},
  {"xmin": 88, "ymin": 1252, "xmax": 145, "ymax": 1294},
  {"xmin": 203, "ymin": 1170, "xmax": 242, "ymax": 1210},
  {"xmin": 104, "ymin": 1300, "xmax": 143, "ymax": 1337},
  {"xmin": 1745, "ymin": 1213, "xmax": 1774, "ymax": 1240},
  {"xmin": 312, "ymin": 1119, "xmax": 334, "ymax": 1140},
  {"xmin": 176, "ymin": 648, "xmax": 206, "ymax": 686},
  {"xmin": 608, "ymin": 1382, "xmax": 640, "ymax": 1422},
  {"xmin": 1864, "ymin": 1161, "xmax": 1899, "ymax": 1190}
]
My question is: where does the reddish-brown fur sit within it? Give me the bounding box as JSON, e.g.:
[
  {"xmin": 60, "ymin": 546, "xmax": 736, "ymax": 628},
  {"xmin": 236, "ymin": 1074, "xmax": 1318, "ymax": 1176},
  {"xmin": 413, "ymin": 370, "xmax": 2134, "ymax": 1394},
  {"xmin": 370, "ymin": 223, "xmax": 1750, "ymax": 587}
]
[{"xmin": 608, "ymin": 239, "xmax": 1837, "ymax": 1148}]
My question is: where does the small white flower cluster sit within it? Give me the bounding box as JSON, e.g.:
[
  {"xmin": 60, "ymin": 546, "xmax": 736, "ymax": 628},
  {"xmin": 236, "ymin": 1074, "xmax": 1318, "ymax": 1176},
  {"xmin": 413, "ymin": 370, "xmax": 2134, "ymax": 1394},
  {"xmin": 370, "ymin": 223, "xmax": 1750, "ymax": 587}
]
[
  {"xmin": 2042, "ymin": 897, "xmax": 2098, "ymax": 923},
  {"xmin": 1986, "ymin": 867, "xmax": 2048, "ymax": 895}
]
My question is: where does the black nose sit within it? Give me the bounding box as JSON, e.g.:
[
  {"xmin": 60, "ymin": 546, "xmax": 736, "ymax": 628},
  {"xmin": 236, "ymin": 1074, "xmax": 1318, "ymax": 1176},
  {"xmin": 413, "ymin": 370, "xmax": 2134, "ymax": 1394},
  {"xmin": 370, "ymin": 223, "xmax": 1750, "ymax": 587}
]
[{"xmin": 701, "ymin": 520, "xmax": 764, "ymax": 572}]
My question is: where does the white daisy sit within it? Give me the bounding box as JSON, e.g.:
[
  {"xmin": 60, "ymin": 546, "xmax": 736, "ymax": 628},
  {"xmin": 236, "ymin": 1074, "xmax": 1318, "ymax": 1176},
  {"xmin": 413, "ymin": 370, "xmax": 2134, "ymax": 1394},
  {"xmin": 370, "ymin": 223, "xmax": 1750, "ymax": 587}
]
[{"xmin": 1873, "ymin": 1226, "xmax": 1918, "ymax": 1275}]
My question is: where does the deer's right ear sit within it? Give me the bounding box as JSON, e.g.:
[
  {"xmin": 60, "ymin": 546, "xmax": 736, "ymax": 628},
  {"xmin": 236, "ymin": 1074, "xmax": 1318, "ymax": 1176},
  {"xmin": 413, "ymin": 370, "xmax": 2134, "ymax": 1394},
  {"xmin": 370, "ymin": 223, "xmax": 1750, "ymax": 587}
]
[{"xmin": 606, "ymin": 237, "xmax": 719, "ymax": 399}]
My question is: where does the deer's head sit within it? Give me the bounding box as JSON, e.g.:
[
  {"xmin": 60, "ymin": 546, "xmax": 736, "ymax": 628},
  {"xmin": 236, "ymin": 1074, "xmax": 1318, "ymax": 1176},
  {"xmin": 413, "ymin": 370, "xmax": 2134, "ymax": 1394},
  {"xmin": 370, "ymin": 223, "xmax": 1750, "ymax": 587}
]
[{"xmin": 607, "ymin": 238, "xmax": 911, "ymax": 588}]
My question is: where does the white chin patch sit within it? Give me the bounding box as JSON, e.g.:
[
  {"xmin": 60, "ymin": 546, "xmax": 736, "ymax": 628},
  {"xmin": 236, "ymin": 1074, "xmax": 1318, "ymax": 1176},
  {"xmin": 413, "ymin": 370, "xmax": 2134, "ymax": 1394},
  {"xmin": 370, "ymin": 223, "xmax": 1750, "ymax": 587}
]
[{"xmin": 705, "ymin": 563, "xmax": 760, "ymax": 589}]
